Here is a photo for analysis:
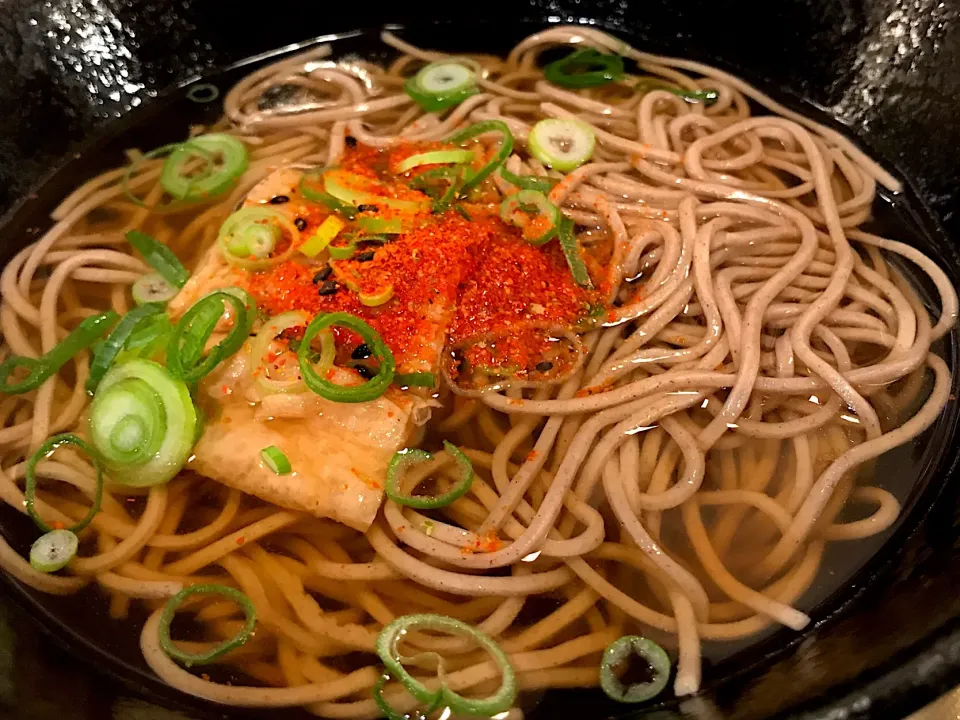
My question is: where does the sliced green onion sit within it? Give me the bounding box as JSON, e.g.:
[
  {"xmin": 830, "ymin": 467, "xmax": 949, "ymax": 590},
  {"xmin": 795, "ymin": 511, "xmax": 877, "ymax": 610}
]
[
  {"xmin": 528, "ymin": 118, "xmax": 595, "ymax": 172},
  {"xmin": 359, "ymin": 285, "xmax": 394, "ymax": 307},
  {"xmin": 0, "ymin": 311, "xmax": 118, "ymax": 395},
  {"xmin": 297, "ymin": 312, "xmax": 395, "ymax": 403},
  {"xmin": 376, "ymin": 613, "xmax": 516, "ymax": 717},
  {"xmin": 324, "ymin": 170, "xmax": 426, "ymax": 214},
  {"xmin": 454, "ymin": 204, "xmax": 472, "ymax": 221},
  {"xmin": 218, "ymin": 206, "xmax": 300, "ymax": 270},
  {"xmin": 123, "ymin": 143, "xmax": 193, "ymax": 213},
  {"xmin": 499, "ymin": 166, "xmax": 557, "ymax": 193},
  {"xmin": 446, "ymin": 120, "xmax": 514, "ymax": 190},
  {"xmin": 89, "ymin": 359, "xmax": 197, "ymax": 487},
  {"xmin": 29, "ymin": 529, "xmax": 79, "ymax": 573},
  {"xmin": 409, "ymin": 166, "xmax": 460, "ymax": 199},
  {"xmin": 373, "ymin": 673, "xmax": 442, "ymax": 720},
  {"xmin": 299, "ymin": 215, "xmax": 345, "ymax": 257},
  {"xmin": 600, "ymin": 636, "xmax": 671, "ymax": 703},
  {"xmin": 300, "ymin": 171, "xmax": 359, "ymax": 218},
  {"xmin": 132, "ymin": 272, "xmax": 178, "ymax": 305},
  {"xmin": 166, "ymin": 288, "xmax": 256, "ymax": 384},
  {"xmin": 25, "ymin": 434, "xmax": 103, "ymax": 533},
  {"xmin": 87, "ymin": 303, "xmax": 167, "ymax": 394},
  {"xmin": 635, "ymin": 77, "xmax": 719, "ymax": 105},
  {"xmin": 385, "ymin": 441, "xmax": 473, "ymax": 509},
  {"xmin": 558, "ymin": 218, "xmax": 594, "ymax": 289},
  {"xmin": 431, "ymin": 167, "xmax": 467, "ymax": 214},
  {"xmin": 544, "ymin": 48, "xmax": 624, "ymax": 88},
  {"xmin": 355, "ymin": 216, "xmax": 404, "ymax": 234},
  {"xmin": 396, "ymin": 149, "xmax": 474, "ymax": 174},
  {"xmin": 160, "ymin": 134, "xmax": 248, "ymax": 202},
  {"xmin": 499, "ymin": 190, "xmax": 561, "ymax": 246},
  {"xmin": 159, "ymin": 584, "xmax": 257, "ymax": 667},
  {"xmin": 126, "ymin": 230, "xmax": 189, "ymax": 288},
  {"xmin": 394, "ymin": 372, "xmax": 436, "ymax": 389},
  {"xmin": 249, "ymin": 311, "xmax": 315, "ymax": 395},
  {"xmin": 260, "ymin": 446, "xmax": 292, "ymax": 475},
  {"xmin": 404, "ymin": 61, "xmax": 479, "ymax": 112}
]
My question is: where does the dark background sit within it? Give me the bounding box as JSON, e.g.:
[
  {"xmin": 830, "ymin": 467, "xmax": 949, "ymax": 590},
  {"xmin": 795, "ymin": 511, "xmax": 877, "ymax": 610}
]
[{"xmin": 0, "ymin": 1, "xmax": 959, "ymax": 719}]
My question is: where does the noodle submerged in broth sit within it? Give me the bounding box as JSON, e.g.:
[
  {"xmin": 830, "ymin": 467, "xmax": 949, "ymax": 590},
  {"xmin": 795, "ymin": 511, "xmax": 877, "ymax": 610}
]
[{"xmin": 0, "ymin": 24, "xmax": 956, "ymax": 718}]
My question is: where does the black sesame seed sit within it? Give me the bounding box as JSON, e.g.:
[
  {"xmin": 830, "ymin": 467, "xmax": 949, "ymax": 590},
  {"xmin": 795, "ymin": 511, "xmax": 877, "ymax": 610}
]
[
  {"xmin": 353, "ymin": 363, "xmax": 375, "ymax": 379},
  {"xmin": 269, "ymin": 195, "xmax": 290, "ymax": 205},
  {"xmin": 355, "ymin": 250, "xmax": 376, "ymax": 262},
  {"xmin": 345, "ymin": 135, "xmax": 357, "ymax": 148},
  {"xmin": 312, "ymin": 266, "xmax": 332, "ymax": 284},
  {"xmin": 294, "ymin": 217, "xmax": 307, "ymax": 231},
  {"xmin": 318, "ymin": 280, "xmax": 339, "ymax": 296},
  {"xmin": 351, "ymin": 343, "xmax": 372, "ymax": 360},
  {"xmin": 356, "ymin": 204, "xmax": 379, "ymax": 213},
  {"xmin": 535, "ymin": 361, "xmax": 554, "ymax": 373}
]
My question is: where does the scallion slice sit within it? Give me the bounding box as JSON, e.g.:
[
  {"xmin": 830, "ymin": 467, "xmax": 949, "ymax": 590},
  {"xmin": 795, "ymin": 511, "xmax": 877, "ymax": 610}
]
[
  {"xmin": 25, "ymin": 434, "xmax": 103, "ymax": 533},
  {"xmin": 132, "ymin": 273, "xmax": 178, "ymax": 306},
  {"xmin": 299, "ymin": 215, "xmax": 344, "ymax": 257},
  {"xmin": 87, "ymin": 303, "xmax": 167, "ymax": 394},
  {"xmin": 324, "ymin": 170, "xmax": 427, "ymax": 214},
  {"xmin": 29, "ymin": 529, "xmax": 79, "ymax": 573},
  {"xmin": 160, "ymin": 133, "xmax": 248, "ymax": 202},
  {"xmin": 89, "ymin": 359, "xmax": 197, "ymax": 487},
  {"xmin": 297, "ymin": 312, "xmax": 395, "ymax": 403},
  {"xmin": 260, "ymin": 446, "xmax": 292, "ymax": 474},
  {"xmin": 404, "ymin": 61, "xmax": 479, "ymax": 112},
  {"xmin": 0, "ymin": 311, "xmax": 118, "ymax": 394},
  {"xmin": 499, "ymin": 166, "xmax": 557, "ymax": 193},
  {"xmin": 299, "ymin": 171, "xmax": 359, "ymax": 218},
  {"xmin": 600, "ymin": 636, "xmax": 671, "ymax": 703},
  {"xmin": 499, "ymin": 189, "xmax": 561, "ymax": 246},
  {"xmin": 446, "ymin": 120, "xmax": 514, "ymax": 191},
  {"xmin": 249, "ymin": 311, "xmax": 314, "ymax": 395},
  {"xmin": 394, "ymin": 372, "xmax": 436, "ymax": 389},
  {"xmin": 528, "ymin": 118, "xmax": 595, "ymax": 172},
  {"xmin": 166, "ymin": 288, "xmax": 256, "ymax": 384},
  {"xmin": 158, "ymin": 584, "xmax": 257, "ymax": 667},
  {"xmin": 395, "ymin": 149, "xmax": 474, "ymax": 174},
  {"xmin": 218, "ymin": 206, "xmax": 300, "ymax": 270},
  {"xmin": 635, "ymin": 77, "xmax": 719, "ymax": 105},
  {"xmin": 355, "ymin": 216, "xmax": 404, "ymax": 234},
  {"xmin": 373, "ymin": 673, "xmax": 443, "ymax": 720},
  {"xmin": 558, "ymin": 218, "xmax": 594, "ymax": 289},
  {"xmin": 385, "ymin": 441, "xmax": 473, "ymax": 509},
  {"xmin": 359, "ymin": 285, "xmax": 394, "ymax": 307},
  {"xmin": 126, "ymin": 230, "xmax": 189, "ymax": 289},
  {"xmin": 376, "ymin": 614, "xmax": 517, "ymax": 717},
  {"xmin": 544, "ymin": 48, "xmax": 624, "ymax": 88}
]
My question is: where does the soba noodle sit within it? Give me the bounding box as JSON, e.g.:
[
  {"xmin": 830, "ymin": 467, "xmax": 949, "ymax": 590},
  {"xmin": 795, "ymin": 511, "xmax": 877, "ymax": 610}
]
[{"xmin": 0, "ymin": 24, "xmax": 955, "ymax": 718}]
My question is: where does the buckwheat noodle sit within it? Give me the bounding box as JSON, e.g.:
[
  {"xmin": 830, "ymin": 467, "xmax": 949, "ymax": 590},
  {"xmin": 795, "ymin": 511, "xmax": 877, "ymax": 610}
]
[{"xmin": 0, "ymin": 24, "xmax": 955, "ymax": 719}]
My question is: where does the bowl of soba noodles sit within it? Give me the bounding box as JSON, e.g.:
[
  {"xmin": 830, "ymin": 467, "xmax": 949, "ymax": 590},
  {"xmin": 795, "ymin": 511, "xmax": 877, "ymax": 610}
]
[{"xmin": 1, "ymin": 7, "xmax": 959, "ymax": 720}]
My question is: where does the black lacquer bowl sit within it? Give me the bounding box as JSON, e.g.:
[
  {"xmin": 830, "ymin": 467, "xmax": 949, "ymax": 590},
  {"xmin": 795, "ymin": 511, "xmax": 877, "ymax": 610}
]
[{"xmin": 1, "ymin": 3, "xmax": 960, "ymax": 719}]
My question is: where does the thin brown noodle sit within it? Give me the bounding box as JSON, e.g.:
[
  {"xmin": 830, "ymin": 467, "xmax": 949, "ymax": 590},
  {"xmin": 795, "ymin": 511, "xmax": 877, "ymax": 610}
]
[{"xmin": 0, "ymin": 24, "xmax": 956, "ymax": 718}]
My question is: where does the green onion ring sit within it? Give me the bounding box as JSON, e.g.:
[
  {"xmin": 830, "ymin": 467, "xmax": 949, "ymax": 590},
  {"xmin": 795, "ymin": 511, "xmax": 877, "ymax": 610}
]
[
  {"xmin": 445, "ymin": 120, "xmax": 514, "ymax": 191},
  {"xmin": 160, "ymin": 134, "xmax": 248, "ymax": 202},
  {"xmin": 376, "ymin": 613, "xmax": 517, "ymax": 717},
  {"xmin": 373, "ymin": 673, "xmax": 443, "ymax": 720},
  {"xmin": 499, "ymin": 189, "xmax": 561, "ymax": 246},
  {"xmin": 544, "ymin": 48, "xmax": 624, "ymax": 89},
  {"xmin": 158, "ymin": 584, "xmax": 257, "ymax": 667},
  {"xmin": 324, "ymin": 170, "xmax": 428, "ymax": 214},
  {"xmin": 89, "ymin": 359, "xmax": 198, "ymax": 487},
  {"xmin": 299, "ymin": 171, "xmax": 359, "ymax": 218},
  {"xmin": 396, "ymin": 149, "xmax": 474, "ymax": 174},
  {"xmin": 87, "ymin": 303, "xmax": 167, "ymax": 394},
  {"xmin": 25, "ymin": 433, "xmax": 104, "ymax": 534},
  {"xmin": 404, "ymin": 61, "xmax": 479, "ymax": 113},
  {"xmin": 297, "ymin": 312, "xmax": 395, "ymax": 403},
  {"xmin": 166, "ymin": 288, "xmax": 256, "ymax": 384},
  {"xmin": 217, "ymin": 206, "xmax": 300, "ymax": 270},
  {"xmin": 599, "ymin": 635, "xmax": 671, "ymax": 703},
  {"xmin": 249, "ymin": 311, "xmax": 322, "ymax": 395},
  {"xmin": 125, "ymin": 230, "xmax": 189, "ymax": 289},
  {"xmin": 498, "ymin": 166, "xmax": 557, "ymax": 193},
  {"xmin": 385, "ymin": 442, "xmax": 473, "ymax": 510},
  {"xmin": 0, "ymin": 311, "xmax": 118, "ymax": 394},
  {"xmin": 635, "ymin": 77, "xmax": 719, "ymax": 105},
  {"xmin": 394, "ymin": 372, "xmax": 436, "ymax": 389},
  {"xmin": 558, "ymin": 218, "xmax": 594, "ymax": 289}
]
